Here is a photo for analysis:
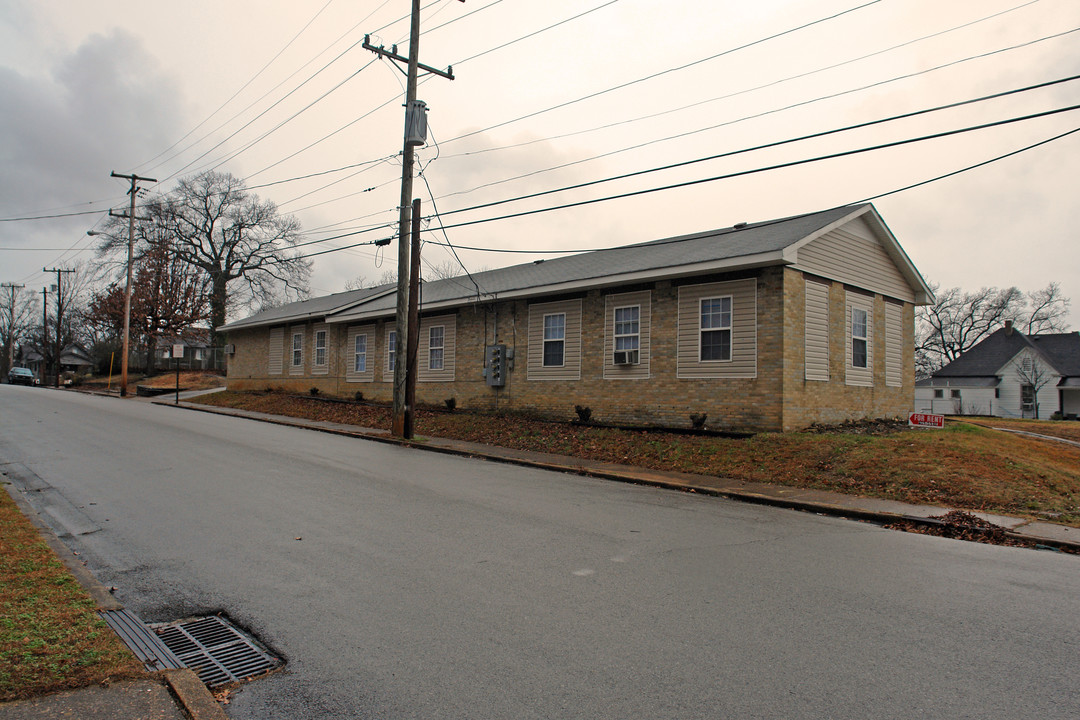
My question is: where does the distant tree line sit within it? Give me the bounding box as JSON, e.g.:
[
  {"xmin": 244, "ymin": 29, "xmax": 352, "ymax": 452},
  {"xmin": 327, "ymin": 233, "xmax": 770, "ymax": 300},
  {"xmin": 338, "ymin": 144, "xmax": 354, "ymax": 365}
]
[{"xmin": 916, "ymin": 281, "xmax": 1071, "ymax": 378}]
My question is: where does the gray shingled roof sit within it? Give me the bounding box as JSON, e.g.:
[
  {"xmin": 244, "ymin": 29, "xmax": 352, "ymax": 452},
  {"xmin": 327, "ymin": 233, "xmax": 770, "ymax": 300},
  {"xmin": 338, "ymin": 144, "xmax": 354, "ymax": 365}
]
[
  {"xmin": 1031, "ymin": 332, "xmax": 1080, "ymax": 376},
  {"xmin": 330, "ymin": 205, "xmax": 874, "ymax": 323},
  {"xmin": 221, "ymin": 284, "xmax": 391, "ymax": 331},
  {"xmin": 933, "ymin": 328, "xmax": 1080, "ymax": 379},
  {"xmin": 224, "ymin": 203, "xmax": 927, "ymax": 330}
]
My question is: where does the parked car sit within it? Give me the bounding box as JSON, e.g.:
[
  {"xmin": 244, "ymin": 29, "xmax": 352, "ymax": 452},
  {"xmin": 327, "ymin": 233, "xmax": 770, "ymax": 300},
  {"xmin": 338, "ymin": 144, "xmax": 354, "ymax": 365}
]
[{"xmin": 7, "ymin": 367, "xmax": 38, "ymax": 386}]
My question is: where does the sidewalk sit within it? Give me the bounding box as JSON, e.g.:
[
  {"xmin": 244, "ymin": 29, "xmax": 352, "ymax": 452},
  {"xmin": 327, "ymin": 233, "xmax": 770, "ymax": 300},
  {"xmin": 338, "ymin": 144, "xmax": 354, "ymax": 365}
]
[{"xmin": 163, "ymin": 399, "xmax": 1080, "ymax": 552}]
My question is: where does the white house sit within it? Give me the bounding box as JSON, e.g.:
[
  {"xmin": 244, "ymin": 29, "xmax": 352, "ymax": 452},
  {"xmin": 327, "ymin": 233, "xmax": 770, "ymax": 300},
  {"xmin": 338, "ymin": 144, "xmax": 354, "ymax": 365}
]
[{"xmin": 915, "ymin": 322, "xmax": 1080, "ymax": 419}]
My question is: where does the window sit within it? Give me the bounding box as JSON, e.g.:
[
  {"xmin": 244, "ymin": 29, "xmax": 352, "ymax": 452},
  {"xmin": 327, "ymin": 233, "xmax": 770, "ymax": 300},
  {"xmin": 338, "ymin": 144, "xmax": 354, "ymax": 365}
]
[
  {"xmin": 950, "ymin": 389, "xmax": 961, "ymax": 399},
  {"xmin": 851, "ymin": 308, "xmax": 868, "ymax": 368},
  {"xmin": 699, "ymin": 297, "xmax": 732, "ymax": 362},
  {"xmin": 614, "ymin": 306, "xmax": 640, "ymax": 362},
  {"xmin": 995, "ymin": 388, "xmax": 1000, "ymax": 399},
  {"xmin": 1022, "ymin": 357, "xmax": 1033, "ymax": 373},
  {"xmin": 933, "ymin": 389, "xmax": 944, "ymax": 399},
  {"xmin": 292, "ymin": 332, "xmax": 303, "ymax": 367},
  {"xmin": 315, "ymin": 330, "xmax": 327, "ymax": 366},
  {"xmin": 387, "ymin": 330, "xmax": 397, "ymax": 373},
  {"xmin": 429, "ymin": 326, "xmax": 444, "ymax": 370},
  {"xmin": 354, "ymin": 334, "xmax": 367, "ymax": 373},
  {"xmin": 543, "ymin": 313, "xmax": 565, "ymax": 367}
]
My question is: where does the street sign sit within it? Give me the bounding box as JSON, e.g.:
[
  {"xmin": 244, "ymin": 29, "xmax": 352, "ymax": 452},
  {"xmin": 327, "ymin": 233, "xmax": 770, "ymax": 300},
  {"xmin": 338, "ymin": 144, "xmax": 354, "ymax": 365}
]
[
  {"xmin": 908, "ymin": 412, "xmax": 945, "ymax": 428},
  {"xmin": 172, "ymin": 344, "xmax": 184, "ymax": 359}
]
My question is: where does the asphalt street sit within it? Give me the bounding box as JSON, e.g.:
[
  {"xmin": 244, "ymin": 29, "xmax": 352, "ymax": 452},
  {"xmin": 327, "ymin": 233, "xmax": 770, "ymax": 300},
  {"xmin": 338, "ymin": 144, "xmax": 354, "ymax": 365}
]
[{"xmin": 2, "ymin": 385, "xmax": 1077, "ymax": 719}]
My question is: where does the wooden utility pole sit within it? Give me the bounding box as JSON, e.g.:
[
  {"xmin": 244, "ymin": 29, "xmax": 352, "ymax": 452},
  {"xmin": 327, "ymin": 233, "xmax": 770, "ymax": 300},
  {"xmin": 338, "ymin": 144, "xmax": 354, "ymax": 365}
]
[
  {"xmin": 43, "ymin": 267, "xmax": 75, "ymax": 388},
  {"xmin": 364, "ymin": 1, "xmax": 459, "ymax": 438},
  {"xmin": 404, "ymin": 199, "xmax": 422, "ymax": 438},
  {"xmin": 109, "ymin": 171, "xmax": 156, "ymax": 397}
]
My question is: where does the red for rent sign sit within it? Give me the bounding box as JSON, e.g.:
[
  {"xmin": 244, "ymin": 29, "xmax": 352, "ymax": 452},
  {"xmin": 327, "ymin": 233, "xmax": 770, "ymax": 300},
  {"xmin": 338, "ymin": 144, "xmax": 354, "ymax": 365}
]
[{"xmin": 908, "ymin": 412, "xmax": 945, "ymax": 428}]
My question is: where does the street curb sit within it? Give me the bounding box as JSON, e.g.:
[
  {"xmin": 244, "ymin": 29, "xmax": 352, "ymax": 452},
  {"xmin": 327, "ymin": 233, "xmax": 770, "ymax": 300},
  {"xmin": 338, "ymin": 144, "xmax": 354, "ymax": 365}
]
[
  {"xmin": 0, "ymin": 479, "xmax": 227, "ymax": 720},
  {"xmin": 163, "ymin": 669, "xmax": 229, "ymax": 720},
  {"xmin": 158, "ymin": 400, "xmax": 1080, "ymax": 554}
]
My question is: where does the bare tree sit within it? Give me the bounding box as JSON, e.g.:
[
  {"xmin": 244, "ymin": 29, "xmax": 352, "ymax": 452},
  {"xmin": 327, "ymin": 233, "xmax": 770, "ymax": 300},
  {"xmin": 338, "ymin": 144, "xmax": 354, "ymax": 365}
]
[
  {"xmin": 1022, "ymin": 282, "xmax": 1071, "ymax": 334},
  {"xmin": 95, "ymin": 171, "xmax": 310, "ymax": 345},
  {"xmin": 1014, "ymin": 353, "xmax": 1055, "ymax": 419},
  {"xmin": 1, "ymin": 284, "xmax": 39, "ymax": 378},
  {"xmin": 916, "ymin": 282, "xmax": 1072, "ymax": 376},
  {"xmin": 915, "ymin": 284, "xmax": 1022, "ymax": 376}
]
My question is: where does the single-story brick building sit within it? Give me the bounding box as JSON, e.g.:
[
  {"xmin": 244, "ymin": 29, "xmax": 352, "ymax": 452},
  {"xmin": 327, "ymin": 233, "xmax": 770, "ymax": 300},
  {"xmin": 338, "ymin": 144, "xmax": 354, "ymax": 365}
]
[{"xmin": 221, "ymin": 203, "xmax": 933, "ymax": 431}]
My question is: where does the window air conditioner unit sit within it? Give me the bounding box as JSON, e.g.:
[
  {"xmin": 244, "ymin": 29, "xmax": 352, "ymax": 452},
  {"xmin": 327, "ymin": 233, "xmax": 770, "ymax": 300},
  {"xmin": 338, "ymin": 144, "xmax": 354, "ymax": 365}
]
[
  {"xmin": 613, "ymin": 350, "xmax": 638, "ymax": 365},
  {"xmin": 224, "ymin": 344, "xmax": 236, "ymax": 355}
]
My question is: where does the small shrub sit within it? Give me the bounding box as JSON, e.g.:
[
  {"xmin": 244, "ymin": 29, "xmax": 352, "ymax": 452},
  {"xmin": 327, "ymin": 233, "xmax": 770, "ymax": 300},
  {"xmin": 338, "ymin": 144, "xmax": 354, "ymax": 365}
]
[
  {"xmin": 690, "ymin": 412, "xmax": 708, "ymax": 430},
  {"xmin": 354, "ymin": 391, "xmax": 364, "ymax": 402},
  {"xmin": 444, "ymin": 397, "xmax": 457, "ymax": 412},
  {"xmin": 574, "ymin": 405, "xmax": 592, "ymax": 423},
  {"xmin": 1050, "ymin": 411, "xmax": 1063, "ymax": 421},
  {"xmin": 309, "ymin": 387, "xmax": 320, "ymax": 396}
]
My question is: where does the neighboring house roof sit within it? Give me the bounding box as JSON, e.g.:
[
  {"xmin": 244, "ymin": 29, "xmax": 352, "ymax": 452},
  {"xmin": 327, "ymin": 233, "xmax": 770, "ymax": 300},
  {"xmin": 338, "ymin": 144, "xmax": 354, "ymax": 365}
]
[
  {"xmin": 222, "ymin": 203, "xmax": 934, "ymax": 331},
  {"xmin": 18, "ymin": 343, "xmax": 92, "ymax": 365},
  {"xmin": 928, "ymin": 328, "xmax": 1080, "ymax": 384}
]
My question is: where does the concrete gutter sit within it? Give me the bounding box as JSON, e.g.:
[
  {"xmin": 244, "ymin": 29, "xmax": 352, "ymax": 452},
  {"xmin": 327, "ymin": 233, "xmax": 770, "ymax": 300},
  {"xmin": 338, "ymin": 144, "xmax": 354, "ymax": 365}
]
[{"xmin": 159, "ymin": 399, "xmax": 1080, "ymax": 554}]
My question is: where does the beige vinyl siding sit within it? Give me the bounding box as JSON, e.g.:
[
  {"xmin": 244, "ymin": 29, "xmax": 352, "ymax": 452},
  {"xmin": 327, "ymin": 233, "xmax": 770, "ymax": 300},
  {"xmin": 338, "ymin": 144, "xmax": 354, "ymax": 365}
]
[
  {"xmin": 884, "ymin": 301, "xmax": 903, "ymax": 387},
  {"xmin": 804, "ymin": 278, "xmax": 829, "ymax": 381},
  {"xmin": 845, "ymin": 291, "xmax": 873, "ymax": 387},
  {"xmin": 528, "ymin": 299, "xmax": 582, "ymax": 381},
  {"xmin": 418, "ymin": 315, "xmax": 456, "ymax": 382},
  {"xmin": 677, "ymin": 278, "xmax": 756, "ymax": 379},
  {"xmin": 794, "ymin": 216, "xmax": 915, "ymax": 302},
  {"xmin": 345, "ymin": 324, "xmax": 375, "ymax": 382},
  {"xmin": 312, "ymin": 323, "xmax": 329, "ymax": 375},
  {"xmin": 289, "ymin": 325, "xmax": 305, "ymax": 375},
  {"xmin": 603, "ymin": 291, "xmax": 651, "ymax": 380},
  {"xmin": 268, "ymin": 327, "xmax": 284, "ymax": 375}
]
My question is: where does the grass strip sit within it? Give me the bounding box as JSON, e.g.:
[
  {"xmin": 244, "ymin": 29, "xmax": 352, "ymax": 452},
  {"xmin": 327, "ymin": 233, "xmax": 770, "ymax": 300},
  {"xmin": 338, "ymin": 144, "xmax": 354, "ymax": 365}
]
[
  {"xmin": 0, "ymin": 488, "xmax": 143, "ymax": 701},
  {"xmin": 194, "ymin": 391, "xmax": 1080, "ymax": 526}
]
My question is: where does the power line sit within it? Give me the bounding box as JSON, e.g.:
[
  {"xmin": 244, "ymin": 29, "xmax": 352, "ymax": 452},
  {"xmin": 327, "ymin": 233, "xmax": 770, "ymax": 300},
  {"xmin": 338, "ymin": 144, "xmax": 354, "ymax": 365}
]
[
  {"xmin": 419, "ymin": 126, "xmax": 1080, "ymax": 258},
  {"xmin": 268, "ymin": 105, "xmax": 1080, "ymax": 263},
  {"xmin": 135, "ymin": 0, "xmax": 338, "ymax": 172},
  {"xmin": 442, "ymin": 0, "xmax": 884, "ymax": 145},
  {"xmin": 433, "ymin": 74, "xmax": 1080, "ymax": 219},
  {"xmin": 434, "ymin": 27, "xmax": 1080, "ymax": 204},
  {"xmin": 442, "ymin": 0, "xmax": 1044, "ymax": 160},
  {"xmin": 421, "ymin": 104, "xmax": 1080, "ymax": 234},
  {"xmin": 451, "ymin": 0, "xmax": 624, "ymax": 67}
]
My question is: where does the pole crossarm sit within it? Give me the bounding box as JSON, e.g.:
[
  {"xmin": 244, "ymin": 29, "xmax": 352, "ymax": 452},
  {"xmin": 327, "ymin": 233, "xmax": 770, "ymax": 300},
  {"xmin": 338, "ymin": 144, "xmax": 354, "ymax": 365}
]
[{"xmin": 363, "ymin": 36, "xmax": 454, "ymax": 80}]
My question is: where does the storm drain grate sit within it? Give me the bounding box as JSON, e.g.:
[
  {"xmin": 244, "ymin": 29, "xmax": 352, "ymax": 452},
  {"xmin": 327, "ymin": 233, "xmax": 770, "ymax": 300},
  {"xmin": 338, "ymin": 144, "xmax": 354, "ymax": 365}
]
[
  {"xmin": 152, "ymin": 615, "xmax": 282, "ymax": 687},
  {"xmin": 99, "ymin": 609, "xmax": 185, "ymax": 672}
]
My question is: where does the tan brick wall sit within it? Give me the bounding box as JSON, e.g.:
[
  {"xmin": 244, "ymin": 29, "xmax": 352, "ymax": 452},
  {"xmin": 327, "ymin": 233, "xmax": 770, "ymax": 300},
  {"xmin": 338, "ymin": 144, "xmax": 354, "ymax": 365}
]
[
  {"xmin": 226, "ymin": 264, "xmax": 915, "ymax": 432},
  {"xmin": 780, "ymin": 267, "xmax": 915, "ymax": 430}
]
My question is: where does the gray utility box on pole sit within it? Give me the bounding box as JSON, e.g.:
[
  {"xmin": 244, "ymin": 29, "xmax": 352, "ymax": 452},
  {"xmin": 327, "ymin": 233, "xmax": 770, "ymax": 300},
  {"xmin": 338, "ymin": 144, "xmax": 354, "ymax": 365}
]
[{"xmin": 485, "ymin": 344, "xmax": 507, "ymax": 387}]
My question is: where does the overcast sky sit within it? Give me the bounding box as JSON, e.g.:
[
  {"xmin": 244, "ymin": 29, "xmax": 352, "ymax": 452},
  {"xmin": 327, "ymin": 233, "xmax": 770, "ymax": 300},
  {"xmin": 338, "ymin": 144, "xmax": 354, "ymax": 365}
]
[{"xmin": 2, "ymin": 0, "xmax": 1078, "ymax": 326}]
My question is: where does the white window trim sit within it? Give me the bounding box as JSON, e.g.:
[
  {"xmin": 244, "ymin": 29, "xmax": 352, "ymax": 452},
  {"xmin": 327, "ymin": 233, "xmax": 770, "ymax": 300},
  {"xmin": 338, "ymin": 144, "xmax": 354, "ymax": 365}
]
[
  {"xmin": 851, "ymin": 307, "xmax": 869, "ymax": 369},
  {"xmin": 428, "ymin": 325, "xmax": 445, "ymax": 371},
  {"xmin": 613, "ymin": 305, "xmax": 641, "ymax": 362},
  {"xmin": 387, "ymin": 329, "xmax": 397, "ymax": 375},
  {"xmin": 354, "ymin": 333, "xmax": 368, "ymax": 373},
  {"xmin": 291, "ymin": 331, "xmax": 303, "ymax": 368},
  {"xmin": 543, "ymin": 312, "xmax": 566, "ymax": 368},
  {"xmin": 698, "ymin": 295, "xmax": 733, "ymax": 363},
  {"xmin": 314, "ymin": 329, "xmax": 328, "ymax": 367}
]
